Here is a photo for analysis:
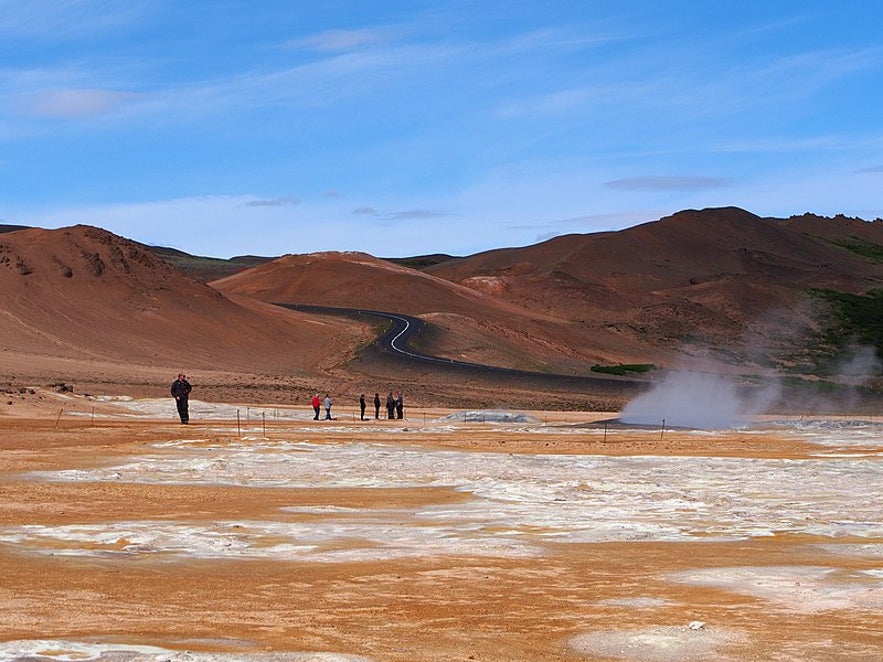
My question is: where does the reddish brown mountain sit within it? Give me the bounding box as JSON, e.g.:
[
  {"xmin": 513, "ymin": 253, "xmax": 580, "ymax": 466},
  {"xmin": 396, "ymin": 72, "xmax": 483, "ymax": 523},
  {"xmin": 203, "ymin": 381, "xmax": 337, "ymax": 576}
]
[
  {"xmin": 210, "ymin": 251, "xmax": 633, "ymax": 372},
  {"xmin": 212, "ymin": 208, "xmax": 883, "ymax": 375},
  {"xmin": 425, "ymin": 207, "xmax": 883, "ymax": 361},
  {"xmin": 0, "ymin": 225, "xmax": 364, "ymax": 393}
]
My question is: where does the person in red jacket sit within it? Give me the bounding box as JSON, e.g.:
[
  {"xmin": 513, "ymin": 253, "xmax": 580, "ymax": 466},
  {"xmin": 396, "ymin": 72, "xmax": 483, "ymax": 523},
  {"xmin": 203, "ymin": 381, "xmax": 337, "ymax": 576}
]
[{"xmin": 311, "ymin": 393, "xmax": 321, "ymax": 420}]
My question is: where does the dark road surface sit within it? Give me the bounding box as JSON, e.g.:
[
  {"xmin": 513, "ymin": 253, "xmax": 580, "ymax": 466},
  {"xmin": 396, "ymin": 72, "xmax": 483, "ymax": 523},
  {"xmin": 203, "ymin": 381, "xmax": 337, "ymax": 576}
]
[{"xmin": 275, "ymin": 303, "xmax": 646, "ymax": 393}]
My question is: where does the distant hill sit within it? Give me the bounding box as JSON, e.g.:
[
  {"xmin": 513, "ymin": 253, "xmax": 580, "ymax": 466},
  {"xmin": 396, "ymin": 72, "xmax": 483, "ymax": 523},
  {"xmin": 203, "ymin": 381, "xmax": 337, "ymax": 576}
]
[
  {"xmin": 4, "ymin": 225, "xmax": 275, "ymax": 282},
  {"xmin": 424, "ymin": 207, "xmax": 883, "ymax": 371},
  {"xmin": 385, "ymin": 253, "xmax": 457, "ymax": 270},
  {"xmin": 0, "ymin": 224, "xmax": 30, "ymax": 234},
  {"xmin": 148, "ymin": 245, "xmax": 273, "ymax": 282},
  {"xmin": 0, "ymin": 225, "xmax": 364, "ymax": 388},
  {"xmin": 209, "ymin": 251, "xmax": 628, "ymax": 374},
  {"xmin": 147, "ymin": 246, "xmax": 457, "ymax": 283}
]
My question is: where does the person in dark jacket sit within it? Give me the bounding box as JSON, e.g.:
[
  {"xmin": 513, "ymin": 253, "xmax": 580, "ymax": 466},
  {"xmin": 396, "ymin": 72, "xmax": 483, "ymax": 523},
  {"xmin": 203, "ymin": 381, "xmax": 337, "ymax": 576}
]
[
  {"xmin": 386, "ymin": 392, "xmax": 395, "ymax": 419},
  {"xmin": 170, "ymin": 373, "xmax": 192, "ymax": 424},
  {"xmin": 359, "ymin": 394, "xmax": 366, "ymax": 420},
  {"xmin": 373, "ymin": 392, "xmax": 381, "ymax": 419},
  {"xmin": 395, "ymin": 391, "xmax": 404, "ymax": 420}
]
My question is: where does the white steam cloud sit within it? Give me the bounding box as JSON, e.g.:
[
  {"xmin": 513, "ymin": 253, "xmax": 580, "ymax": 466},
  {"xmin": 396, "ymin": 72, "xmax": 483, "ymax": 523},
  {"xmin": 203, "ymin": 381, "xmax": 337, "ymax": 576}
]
[
  {"xmin": 837, "ymin": 344, "xmax": 881, "ymax": 381},
  {"xmin": 620, "ymin": 343, "xmax": 881, "ymax": 428},
  {"xmin": 620, "ymin": 370, "xmax": 780, "ymax": 429}
]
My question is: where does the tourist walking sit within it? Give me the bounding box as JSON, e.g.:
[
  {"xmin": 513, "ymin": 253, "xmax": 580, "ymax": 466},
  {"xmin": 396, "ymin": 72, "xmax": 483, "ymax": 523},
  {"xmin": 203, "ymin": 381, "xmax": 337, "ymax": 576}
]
[
  {"xmin": 324, "ymin": 393, "xmax": 333, "ymax": 420},
  {"xmin": 170, "ymin": 373, "xmax": 192, "ymax": 425},
  {"xmin": 311, "ymin": 393, "xmax": 321, "ymax": 420}
]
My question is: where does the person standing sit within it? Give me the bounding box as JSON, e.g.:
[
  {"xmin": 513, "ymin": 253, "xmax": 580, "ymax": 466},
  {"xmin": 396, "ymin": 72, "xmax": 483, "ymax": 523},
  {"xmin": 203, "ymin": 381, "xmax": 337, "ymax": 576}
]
[
  {"xmin": 386, "ymin": 392, "xmax": 395, "ymax": 419},
  {"xmin": 395, "ymin": 391, "xmax": 404, "ymax": 420},
  {"xmin": 170, "ymin": 373, "xmax": 192, "ymax": 424},
  {"xmin": 373, "ymin": 392, "xmax": 381, "ymax": 419},
  {"xmin": 311, "ymin": 393, "xmax": 321, "ymax": 420},
  {"xmin": 324, "ymin": 393, "xmax": 333, "ymax": 420},
  {"xmin": 359, "ymin": 394, "xmax": 366, "ymax": 420}
]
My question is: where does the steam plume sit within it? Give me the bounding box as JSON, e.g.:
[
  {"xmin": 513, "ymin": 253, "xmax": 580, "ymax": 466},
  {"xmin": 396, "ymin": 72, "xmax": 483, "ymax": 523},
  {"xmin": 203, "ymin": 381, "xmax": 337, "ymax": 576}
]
[{"xmin": 620, "ymin": 370, "xmax": 780, "ymax": 429}]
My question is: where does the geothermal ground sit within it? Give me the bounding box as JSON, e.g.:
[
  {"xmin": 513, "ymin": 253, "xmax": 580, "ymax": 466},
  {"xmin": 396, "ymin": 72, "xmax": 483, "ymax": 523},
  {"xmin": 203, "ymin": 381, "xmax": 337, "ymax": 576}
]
[{"xmin": 0, "ymin": 391, "xmax": 882, "ymax": 661}]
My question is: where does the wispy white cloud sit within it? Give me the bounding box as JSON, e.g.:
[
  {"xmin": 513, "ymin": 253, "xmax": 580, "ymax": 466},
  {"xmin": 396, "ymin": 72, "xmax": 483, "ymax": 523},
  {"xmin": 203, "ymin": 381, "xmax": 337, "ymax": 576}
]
[
  {"xmin": 714, "ymin": 135, "xmax": 845, "ymax": 154},
  {"xmin": 242, "ymin": 196, "xmax": 301, "ymax": 208},
  {"xmin": 285, "ymin": 28, "xmax": 396, "ymax": 53},
  {"xmin": 352, "ymin": 206, "xmax": 451, "ymax": 221},
  {"xmin": 136, "ymin": 41, "xmax": 469, "ymax": 123},
  {"xmin": 604, "ymin": 176, "xmax": 730, "ymax": 191},
  {"xmin": 671, "ymin": 47, "xmax": 883, "ymax": 121},
  {"xmin": 6, "ymin": 22, "xmax": 617, "ymax": 128},
  {"xmin": 490, "ymin": 35, "xmax": 881, "ymax": 130},
  {"xmin": 491, "ymin": 26, "xmax": 625, "ymax": 59},
  {"xmin": 0, "ymin": 60, "xmax": 158, "ymax": 129},
  {"xmin": 0, "ymin": 0, "xmax": 151, "ymax": 39},
  {"xmin": 388, "ymin": 209, "xmax": 451, "ymax": 220},
  {"xmin": 19, "ymin": 88, "xmax": 141, "ymax": 119},
  {"xmin": 353, "ymin": 207, "xmax": 379, "ymax": 216},
  {"xmin": 496, "ymin": 87, "xmax": 593, "ymax": 118}
]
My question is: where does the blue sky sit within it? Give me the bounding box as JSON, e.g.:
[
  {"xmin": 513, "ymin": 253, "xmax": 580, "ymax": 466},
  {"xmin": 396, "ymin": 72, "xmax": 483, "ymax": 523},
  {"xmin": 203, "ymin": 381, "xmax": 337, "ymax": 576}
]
[{"xmin": 2, "ymin": 1, "xmax": 882, "ymax": 258}]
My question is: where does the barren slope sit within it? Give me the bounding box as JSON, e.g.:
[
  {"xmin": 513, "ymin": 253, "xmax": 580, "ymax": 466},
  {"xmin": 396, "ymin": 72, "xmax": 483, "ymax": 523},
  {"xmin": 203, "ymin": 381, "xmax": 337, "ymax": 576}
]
[
  {"xmin": 427, "ymin": 207, "xmax": 883, "ymax": 360},
  {"xmin": 0, "ymin": 225, "xmax": 367, "ymax": 392},
  {"xmin": 211, "ymin": 251, "xmax": 651, "ymax": 372}
]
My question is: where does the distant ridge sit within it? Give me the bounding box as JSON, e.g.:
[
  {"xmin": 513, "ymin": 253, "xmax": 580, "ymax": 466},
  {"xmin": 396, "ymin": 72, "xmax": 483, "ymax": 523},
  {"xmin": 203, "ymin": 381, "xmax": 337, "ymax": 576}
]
[
  {"xmin": 385, "ymin": 253, "xmax": 458, "ymax": 270},
  {"xmin": 0, "ymin": 224, "xmax": 30, "ymax": 234},
  {"xmin": 148, "ymin": 245, "xmax": 273, "ymax": 282}
]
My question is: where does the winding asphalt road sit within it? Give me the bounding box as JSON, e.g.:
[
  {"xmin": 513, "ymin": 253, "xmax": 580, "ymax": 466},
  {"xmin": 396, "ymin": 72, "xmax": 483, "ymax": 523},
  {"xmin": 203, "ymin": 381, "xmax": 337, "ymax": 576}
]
[{"xmin": 275, "ymin": 303, "xmax": 646, "ymax": 392}]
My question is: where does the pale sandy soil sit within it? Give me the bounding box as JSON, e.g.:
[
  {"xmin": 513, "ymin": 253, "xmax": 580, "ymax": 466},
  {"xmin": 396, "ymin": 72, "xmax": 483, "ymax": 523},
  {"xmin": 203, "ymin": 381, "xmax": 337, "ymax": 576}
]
[{"xmin": 0, "ymin": 389, "xmax": 881, "ymax": 661}]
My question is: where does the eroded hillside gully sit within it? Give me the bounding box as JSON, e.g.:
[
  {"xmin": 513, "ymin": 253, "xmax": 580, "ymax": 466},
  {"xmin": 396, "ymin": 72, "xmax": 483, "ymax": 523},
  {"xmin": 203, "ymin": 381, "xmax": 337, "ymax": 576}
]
[{"xmin": 0, "ymin": 395, "xmax": 881, "ymax": 661}]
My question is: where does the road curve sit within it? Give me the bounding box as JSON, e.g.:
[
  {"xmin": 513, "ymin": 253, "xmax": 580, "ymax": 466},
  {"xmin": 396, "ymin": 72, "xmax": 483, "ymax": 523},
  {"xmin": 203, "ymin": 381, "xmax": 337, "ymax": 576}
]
[{"xmin": 275, "ymin": 303, "xmax": 646, "ymax": 390}]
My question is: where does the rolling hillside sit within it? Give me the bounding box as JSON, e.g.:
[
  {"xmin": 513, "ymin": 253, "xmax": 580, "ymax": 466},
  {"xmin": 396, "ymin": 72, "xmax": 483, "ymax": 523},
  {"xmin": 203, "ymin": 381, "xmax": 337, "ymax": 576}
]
[
  {"xmin": 0, "ymin": 225, "xmax": 366, "ymax": 393},
  {"xmin": 425, "ymin": 207, "xmax": 883, "ymax": 368}
]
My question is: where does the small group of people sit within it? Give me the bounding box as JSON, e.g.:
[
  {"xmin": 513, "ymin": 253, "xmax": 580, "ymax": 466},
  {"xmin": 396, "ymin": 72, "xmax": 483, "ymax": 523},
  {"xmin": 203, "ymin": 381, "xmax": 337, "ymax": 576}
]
[
  {"xmin": 171, "ymin": 372, "xmax": 405, "ymax": 425},
  {"xmin": 344, "ymin": 390, "xmax": 406, "ymax": 420},
  {"xmin": 349, "ymin": 390, "xmax": 406, "ymax": 420},
  {"xmin": 311, "ymin": 391, "xmax": 405, "ymax": 421}
]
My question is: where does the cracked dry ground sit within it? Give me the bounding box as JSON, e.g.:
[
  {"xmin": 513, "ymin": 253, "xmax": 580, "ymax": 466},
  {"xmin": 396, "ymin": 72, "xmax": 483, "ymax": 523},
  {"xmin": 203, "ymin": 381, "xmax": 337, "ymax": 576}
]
[{"xmin": 0, "ymin": 414, "xmax": 881, "ymax": 661}]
